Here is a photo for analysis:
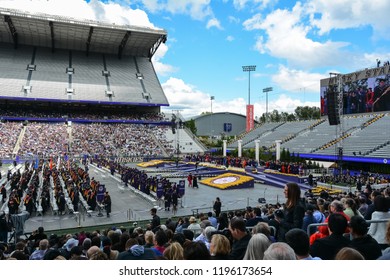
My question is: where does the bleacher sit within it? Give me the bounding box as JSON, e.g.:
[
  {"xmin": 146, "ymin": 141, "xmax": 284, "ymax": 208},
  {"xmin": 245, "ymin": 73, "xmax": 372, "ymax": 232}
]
[{"xmin": 245, "ymin": 120, "xmax": 318, "ymax": 149}]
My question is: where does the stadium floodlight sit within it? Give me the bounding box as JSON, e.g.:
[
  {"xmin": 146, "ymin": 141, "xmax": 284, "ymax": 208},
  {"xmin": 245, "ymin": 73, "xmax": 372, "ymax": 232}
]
[
  {"xmin": 242, "ymin": 65, "xmax": 256, "ymax": 104},
  {"xmin": 262, "ymin": 87, "xmax": 273, "ymax": 123}
]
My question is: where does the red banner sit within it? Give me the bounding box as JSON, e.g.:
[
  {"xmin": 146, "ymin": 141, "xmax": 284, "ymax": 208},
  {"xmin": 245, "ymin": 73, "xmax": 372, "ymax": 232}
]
[{"xmin": 246, "ymin": 104, "xmax": 254, "ymax": 132}]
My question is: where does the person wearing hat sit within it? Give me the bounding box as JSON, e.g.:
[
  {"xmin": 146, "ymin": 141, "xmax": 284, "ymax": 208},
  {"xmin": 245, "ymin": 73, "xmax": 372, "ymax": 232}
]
[
  {"xmin": 187, "ymin": 216, "xmax": 202, "ymax": 238},
  {"xmin": 103, "ymin": 191, "xmax": 112, "ymax": 217}
]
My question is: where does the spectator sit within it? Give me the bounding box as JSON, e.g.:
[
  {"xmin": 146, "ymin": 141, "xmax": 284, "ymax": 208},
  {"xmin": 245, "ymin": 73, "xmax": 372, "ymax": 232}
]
[
  {"xmin": 210, "ymin": 234, "xmax": 231, "ymax": 260},
  {"xmin": 243, "ymin": 233, "xmax": 271, "ymax": 260},
  {"xmin": 349, "ymin": 215, "xmax": 382, "ymax": 260},
  {"xmin": 285, "ymin": 229, "xmax": 321, "ymax": 260},
  {"xmin": 117, "ymin": 238, "xmax": 156, "ymax": 260},
  {"xmin": 29, "ymin": 239, "xmax": 49, "ymax": 260},
  {"xmin": 151, "ymin": 229, "xmax": 168, "ymax": 256},
  {"xmin": 367, "ymin": 195, "xmax": 390, "ymax": 250},
  {"xmin": 334, "ymin": 247, "xmax": 364, "ymax": 260},
  {"xmin": 228, "ymin": 217, "xmax": 251, "ymax": 260},
  {"xmin": 279, "ymin": 182, "xmax": 305, "ymax": 241},
  {"xmin": 187, "ymin": 216, "xmax": 202, "ymax": 238},
  {"xmin": 263, "ymin": 242, "xmax": 296, "ymax": 260},
  {"xmin": 183, "ymin": 241, "xmax": 210, "ymax": 260},
  {"xmin": 207, "ymin": 212, "xmax": 218, "ymax": 228},
  {"xmin": 310, "ymin": 213, "xmax": 351, "ymax": 260},
  {"xmin": 251, "ymin": 222, "xmax": 276, "ymax": 243},
  {"xmin": 163, "ymin": 242, "xmax": 184, "ymax": 260},
  {"xmin": 245, "ymin": 207, "xmax": 265, "ymax": 227},
  {"xmin": 149, "ymin": 208, "xmax": 160, "ymax": 233}
]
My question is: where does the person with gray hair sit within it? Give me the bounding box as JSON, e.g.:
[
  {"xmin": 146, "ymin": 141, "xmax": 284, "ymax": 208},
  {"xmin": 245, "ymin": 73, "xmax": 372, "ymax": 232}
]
[
  {"xmin": 29, "ymin": 239, "xmax": 49, "ymax": 260},
  {"xmin": 243, "ymin": 233, "xmax": 271, "ymax": 260},
  {"xmin": 203, "ymin": 226, "xmax": 217, "ymax": 250},
  {"xmin": 263, "ymin": 242, "xmax": 296, "ymax": 260}
]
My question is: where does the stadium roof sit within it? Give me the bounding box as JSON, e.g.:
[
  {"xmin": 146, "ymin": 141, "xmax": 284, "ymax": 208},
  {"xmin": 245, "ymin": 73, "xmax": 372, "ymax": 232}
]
[{"xmin": 0, "ymin": 8, "xmax": 167, "ymax": 58}]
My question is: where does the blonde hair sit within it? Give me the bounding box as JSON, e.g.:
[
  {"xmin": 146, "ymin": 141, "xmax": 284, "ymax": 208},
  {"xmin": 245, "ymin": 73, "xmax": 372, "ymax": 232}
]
[
  {"xmin": 144, "ymin": 230, "xmax": 155, "ymax": 244},
  {"xmin": 163, "ymin": 242, "xmax": 184, "ymax": 260},
  {"xmin": 210, "ymin": 234, "xmax": 231, "ymax": 256}
]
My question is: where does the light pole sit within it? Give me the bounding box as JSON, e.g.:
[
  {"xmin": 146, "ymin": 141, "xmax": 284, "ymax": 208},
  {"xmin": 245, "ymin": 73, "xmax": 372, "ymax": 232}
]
[
  {"xmin": 210, "ymin": 96, "xmax": 214, "ymax": 138},
  {"xmin": 242, "ymin": 65, "xmax": 256, "ymax": 104},
  {"xmin": 262, "ymin": 87, "xmax": 273, "ymax": 122}
]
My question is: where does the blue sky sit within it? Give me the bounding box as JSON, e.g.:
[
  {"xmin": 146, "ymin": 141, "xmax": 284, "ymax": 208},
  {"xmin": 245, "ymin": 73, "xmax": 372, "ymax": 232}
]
[{"xmin": 1, "ymin": 0, "xmax": 390, "ymax": 119}]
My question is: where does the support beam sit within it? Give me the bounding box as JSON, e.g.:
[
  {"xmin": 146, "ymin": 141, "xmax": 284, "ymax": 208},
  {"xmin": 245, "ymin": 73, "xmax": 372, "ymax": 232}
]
[
  {"xmin": 4, "ymin": 15, "xmax": 18, "ymax": 49},
  {"xmin": 86, "ymin": 26, "xmax": 93, "ymax": 56},
  {"xmin": 238, "ymin": 140, "xmax": 242, "ymax": 158},
  {"xmin": 149, "ymin": 34, "xmax": 167, "ymax": 59},
  {"xmin": 49, "ymin": 21, "xmax": 55, "ymax": 53},
  {"xmin": 118, "ymin": 31, "xmax": 130, "ymax": 59}
]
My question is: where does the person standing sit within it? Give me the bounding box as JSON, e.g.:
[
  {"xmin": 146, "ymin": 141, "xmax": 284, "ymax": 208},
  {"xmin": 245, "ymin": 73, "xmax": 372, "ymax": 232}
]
[
  {"xmin": 103, "ymin": 191, "xmax": 112, "ymax": 217},
  {"xmin": 193, "ymin": 175, "xmax": 199, "ymax": 189},
  {"xmin": 187, "ymin": 173, "xmax": 193, "ymax": 188},
  {"xmin": 279, "ymin": 182, "xmax": 305, "ymax": 241},
  {"xmin": 213, "ymin": 197, "xmax": 222, "ymax": 218},
  {"xmin": 368, "ymin": 195, "xmax": 390, "ymax": 250},
  {"xmin": 373, "ymin": 78, "xmax": 390, "ymax": 111},
  {"xmin": 0, "ymin": 212, "xmax": 8, "ymax": 243},
  {"xmin": 0, "ymin": 183, "xmax": 6, "ymax": 203},
  {"xmin": 150, "ymin": 208, "xmax": 161, "ymax": 233}
]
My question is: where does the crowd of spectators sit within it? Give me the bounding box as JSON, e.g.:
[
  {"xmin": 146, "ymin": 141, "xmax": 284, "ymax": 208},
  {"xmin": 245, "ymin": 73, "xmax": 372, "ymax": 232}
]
[
  {"xmin": 0, "ymin": 122, "xmax": 23, "ymax": 159},
  {"xmin": 0, "ymin": 109, "xmax": 166, "ymax": 122},
  {"xmin": 1, "ymin": 120, "xmax": 176, "ymax": 160},
  {"xmin": 1, "ymin": 170, "xmax": 390, "ymax": 260}
]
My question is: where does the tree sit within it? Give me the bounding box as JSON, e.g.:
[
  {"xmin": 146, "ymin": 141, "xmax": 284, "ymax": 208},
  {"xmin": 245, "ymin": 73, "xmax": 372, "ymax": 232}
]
[
  {"xmin": 295, "ymin": 106, "xmax": 320, "ymax": 120},
  {"xmin": 184, "ymin": 119, "xmax": 197, "ymax": 135}
]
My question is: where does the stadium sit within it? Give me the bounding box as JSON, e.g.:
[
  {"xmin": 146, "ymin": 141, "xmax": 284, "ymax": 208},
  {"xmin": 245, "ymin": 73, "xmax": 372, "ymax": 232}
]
[{"xmin": 0, "ymin": 7, "xmax": 389, "ymax": 260}]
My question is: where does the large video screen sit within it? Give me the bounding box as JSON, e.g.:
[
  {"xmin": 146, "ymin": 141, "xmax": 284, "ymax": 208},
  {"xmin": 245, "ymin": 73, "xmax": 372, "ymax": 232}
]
[{"xmin": 321, "ymin": 74, "xmax": 390, "ymax": 116}]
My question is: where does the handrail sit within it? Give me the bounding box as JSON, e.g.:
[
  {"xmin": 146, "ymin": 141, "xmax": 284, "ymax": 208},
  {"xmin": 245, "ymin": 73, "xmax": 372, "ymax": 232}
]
[{"xmin": 307, "ymin": 218, "xmax": 390, "ymax": 236}]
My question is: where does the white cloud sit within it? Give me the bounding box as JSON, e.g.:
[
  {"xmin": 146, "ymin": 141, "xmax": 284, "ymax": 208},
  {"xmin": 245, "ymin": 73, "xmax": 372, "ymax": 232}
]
[
  {"xmin": 161, "ymin": 77, "xmax": 248, "ymax": 118},
  {"xmin": 272, "ymin": 65, "xmax": 324, "ymax": 93},
  {"xmin": 161, "ymin": 77, "xmax": 212, "ymax": 118},
  {"xmin": 226, "ymin": 35, "xmax": 235, "ymax": 42},
  {"xmin": 141, "ymin": 0, "xmax": 213, "ymax": 21},
  {"xmin": 243, "ymin": 2, "xmax": 350, "ymax": 68},
  {"xmin": 307, "ymin": 0, "xmax": 390, "ymax": 39},
  {"xmin": 266, "ymin": 94, "xmax": 319, "ymax": 114},
  {"xmin": 206, "ymin": 18, "xmax": 223, "ymax": 29},
  {"xmin": 0, "ymin": 0, "xmax": 157, "ymax": 28},
  {"xmin": 228, "ymin": 15, "xmax": 240, "ymax": 24},
  {"xmin": 233, "ymin": 0, "xmax": 275, "ymax": 10}
]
